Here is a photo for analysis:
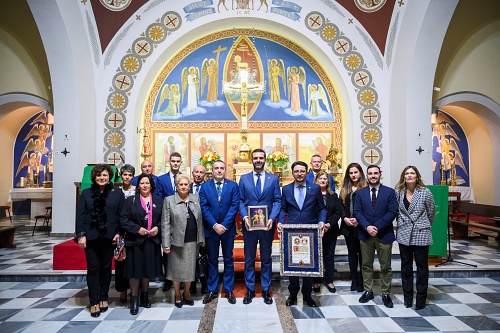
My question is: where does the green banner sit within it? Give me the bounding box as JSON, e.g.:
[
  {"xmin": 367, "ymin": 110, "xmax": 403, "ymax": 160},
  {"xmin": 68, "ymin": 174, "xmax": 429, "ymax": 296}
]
[
  {"xmin": 81, "ymin": 165, "xmax": 121, "ymax": 191},
  {"xmin": 427, "ymin": 185, "xmax": 448, "ymax": 256}
]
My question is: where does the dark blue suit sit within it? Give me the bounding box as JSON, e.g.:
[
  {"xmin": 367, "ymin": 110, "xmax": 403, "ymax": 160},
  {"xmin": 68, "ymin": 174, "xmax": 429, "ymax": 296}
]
[
  {"xmin": 239, "ymin": 171, "xmax": 281, "ymax": 292},
  {"xmin": 156, "ymin": 172, "xmax": 179, "ymax": 198},
  {"xmin": 279, "ymin": 181, "xmax": 326, "ymax": 298},
  {"xmin": 354, "ymin": 184, "xmax": 398, "ymax": 294},
  {"xmin": 199, "ymin": 179, "xmax": 240, "ymax": 293},
  {"xmin": 306, "ymin": 172, "xmax": 336, "ymax": 193}
]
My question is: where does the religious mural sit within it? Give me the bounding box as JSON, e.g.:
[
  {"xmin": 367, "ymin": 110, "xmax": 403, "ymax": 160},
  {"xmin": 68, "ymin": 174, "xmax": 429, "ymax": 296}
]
[
  {"xmin": 13, "ymin": 110, "xmax": 54, "ymax": 188},
  {"xmin": 431, "ymin": 110, "xmax": 470, "ymax": 186},
  {"xmin": 144, "ymin": 28, "xmax": 341, "ymax": 182}
]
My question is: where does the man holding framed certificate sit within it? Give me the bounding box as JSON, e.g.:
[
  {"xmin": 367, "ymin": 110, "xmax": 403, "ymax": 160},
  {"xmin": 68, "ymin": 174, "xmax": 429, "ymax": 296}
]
[
  {"xmin": 239, "ymin": 148, "xmax": 281, "ymax": 305},
  {"xmin": 277, "ymin": 161, "xmax": 327, "ymax": 307}
]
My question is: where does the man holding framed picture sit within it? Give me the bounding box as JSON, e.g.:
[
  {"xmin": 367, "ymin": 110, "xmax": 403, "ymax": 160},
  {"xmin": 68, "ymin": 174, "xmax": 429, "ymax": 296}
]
[
  {"xmin": 239, "ymin": 148, "xmax": 281, "ymax": 305},
  {"xmin": 277, "ymin": 161, "xmax": 327, "ymax": 307}
]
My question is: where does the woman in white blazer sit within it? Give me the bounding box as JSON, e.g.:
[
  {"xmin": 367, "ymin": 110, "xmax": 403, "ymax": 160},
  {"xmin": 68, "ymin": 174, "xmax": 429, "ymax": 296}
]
[{"xmin": 395, "ymin": 166, "xmax": 435, "ymax": 311}]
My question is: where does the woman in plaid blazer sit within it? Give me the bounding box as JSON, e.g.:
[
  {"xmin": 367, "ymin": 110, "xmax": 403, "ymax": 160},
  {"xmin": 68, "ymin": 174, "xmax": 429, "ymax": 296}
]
[{"xmin": 395, "ymin": 166, "xmax": 435, "ymax": 310}]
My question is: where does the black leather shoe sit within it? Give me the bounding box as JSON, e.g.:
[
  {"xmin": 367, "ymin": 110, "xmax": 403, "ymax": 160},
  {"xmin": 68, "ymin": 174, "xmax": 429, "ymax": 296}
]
[
  {"xmin": 140, "ymin": 292, "xmax": 151, "ymax": 308},
  {"xmin": 183, "ymin": 295, "xmax": 194, "ymax": 306},
  {"xmin": 243, "ymin": 290, "xmax": 255, "ymax": 304},
  {"xmin": 305, "ymin": 297, "xmax": 317, "ymax": 307},
  {"xmin": 404, "ymin": 302, "xmax": 412, "ymax": 308},
  {"xmin": 326, "ymin": 285, "xmax": 336, "ymax": 293},
  {"xmin": 162, "ymin": 280, "xmax": 173, "ymax": 292},
  {"xmin": 262, "ymin": 290, "xmax": 273, "ymax": 305},
  {"xmin": 226, "ymin": 291, "xmax": 236, "ymax": 304},
  {"xmin": 174, "ymin": 300, "xmax": 183, "ymax": 308},
  {"xmin": 202, "ymin": 291, "xmax": 218, "ymax": 304},
  {"xmin": 285, "ymin": 295, "xmax": 297, "ymax": 306},
  {"xmin": 382, "ymin": 294, "xmax": 393, "ymax": 308},
  {"xmin": 130, "ymin": 296, "xmax": 139, "ymax": 315},
  {"xmin": 358, "ymin": 291, "xmax": 374, "ymax": 303},
  {"xmin": 313, "ymin": 286, "xmax": 320, "ymax": 293},
  {"xmin": 201, "ymin": 283, "xmax": 208, "ymax": 295},
  {"xmin": 190, "ymin": 283, "xmax": 197, "ymax": 294},
  {"xmin": 415, "ymin": 304, "xmax": 426, "ymax": 310}
]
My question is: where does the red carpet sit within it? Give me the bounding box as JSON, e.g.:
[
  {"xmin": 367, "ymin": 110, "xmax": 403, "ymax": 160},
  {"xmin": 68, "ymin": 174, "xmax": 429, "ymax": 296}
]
[{"xmin": 53, "ymin": 239, "xmax": 115, "ymax": 270}]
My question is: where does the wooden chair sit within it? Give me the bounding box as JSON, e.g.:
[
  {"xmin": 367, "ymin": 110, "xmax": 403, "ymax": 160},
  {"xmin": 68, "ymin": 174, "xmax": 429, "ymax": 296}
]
[
  {"xmin": 33, "ymin": 206, "xmax": 51, "ymax": 236},
  {"xmin": 0, "ymin": 206, "xmax": 13, "ymax": 224}
]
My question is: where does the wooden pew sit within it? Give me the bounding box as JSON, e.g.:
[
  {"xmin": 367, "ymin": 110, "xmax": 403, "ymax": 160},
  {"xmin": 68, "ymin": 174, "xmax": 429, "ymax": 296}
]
[
  {"xmin": 0, "ymin": 225, "xmax": 24, "ymax": 248},
  {"xmin": 450, "ymin": 202, "xmax": 500, "ymax": 240}
]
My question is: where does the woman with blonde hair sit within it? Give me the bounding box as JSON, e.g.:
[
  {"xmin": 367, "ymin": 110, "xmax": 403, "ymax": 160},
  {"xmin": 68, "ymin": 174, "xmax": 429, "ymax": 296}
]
[
  {"xmin": 395, "ymin": 165, "xmax": 435, "ymax": 310},
  {"xmin": 339, "ymin": 163, "xmax": 367, "ymax": 292},
  {"xmin": 312, "ymin": 171, "xmax": 342, "ymax": 293},
  {"xmin": 162, "ymin": 174, "xmax": 205, "ymax": 308}
]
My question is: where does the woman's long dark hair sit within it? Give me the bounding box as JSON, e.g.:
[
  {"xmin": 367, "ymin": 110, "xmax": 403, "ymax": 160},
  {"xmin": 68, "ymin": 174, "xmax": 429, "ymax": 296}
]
[{"xmin": 339, "ymin": 162, "xmax": 367, "ymax": 203}]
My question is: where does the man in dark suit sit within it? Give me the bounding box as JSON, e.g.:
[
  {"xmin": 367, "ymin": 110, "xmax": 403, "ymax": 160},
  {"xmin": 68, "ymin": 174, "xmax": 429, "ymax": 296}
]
[
  {"xmin": 157, "ymin": 152, "xmax": 183, "ymax": 291},
  {"xmin": 189, "ymin": 164, "xmax": 207, "ymax": 295},
  {"xmin": 278, "ymin": 161, "xmax": 327, "ymax": 307},
  {"xmin": 131, "ymin": 159, "xmax": 163, "ymax": 196},
  {"xmin": 239, "ymin": 149, "xmax": 281, "ymax": 305},
  {"xmin": 354, "ymin": 164, "xmax": 398, "ymax": 308},
  {"xmin": 157, "ymin": 152, "xmax": 183, "ymax": 198},
  {"xmin": 199, "ymin": 160, "xmax": 240, "ymax": 304},
  {"xmin": 305, "ymin": 154, "xmax": 336, "ymax": 193}
]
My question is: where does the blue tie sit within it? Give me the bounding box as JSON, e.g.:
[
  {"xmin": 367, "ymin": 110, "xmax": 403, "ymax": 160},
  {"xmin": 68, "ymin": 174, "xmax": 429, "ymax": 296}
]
[
  {"xmin": 256, "ymin": 173, "xmax": 262, "ymax": 197},
  {"xmin": 216, "ymin": 182, "xmax": 222, "ymax": 201},
  {"xmin": 194, "ymin": 184, "xmax": 200, "ymax": 194},
  {"xmin": 298, "ymin": 184, "xmax": 305, "ymax": 209},
  {"xmin": 173, "ymin": 174, "xmax": 177, "ymax": 193}
]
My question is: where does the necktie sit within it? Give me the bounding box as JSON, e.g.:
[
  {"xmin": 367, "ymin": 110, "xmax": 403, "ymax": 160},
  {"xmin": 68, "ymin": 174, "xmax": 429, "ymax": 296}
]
[
  {"xmin": 216, "ymin": 182, "xmax": 222, "ymax": 201},
  {"xmin": 371, "ymin": 187, "xmax": 377, "ymax": 208},
  {"xmin": 298, "ymin": 184, "xmax": 305, "ymax": 209},
  {"xmin": 173, "ymin": 174, "xmax": 177, "ymax": 193},
  {"xmin": 194, "ymin": 184, "xmax": 199, "ymax": 194},
  {"xmin": 256, "ymin": 173, "xmax": 262, "ymax": 197}
]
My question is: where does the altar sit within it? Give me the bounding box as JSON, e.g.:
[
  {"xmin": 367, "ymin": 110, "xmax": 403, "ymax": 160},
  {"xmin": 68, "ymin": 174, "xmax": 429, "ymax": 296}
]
[
  {"xmin": 8, "ymin": 188, "xmax": 52, "ymax": 219},
  {"xmin": 448, "ymin": 186, "xmax": 475, "ymax": 203}
]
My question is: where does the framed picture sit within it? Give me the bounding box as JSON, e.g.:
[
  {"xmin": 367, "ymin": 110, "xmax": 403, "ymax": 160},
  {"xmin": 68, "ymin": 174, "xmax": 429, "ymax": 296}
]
[
  {"xmin": 247, "ymin": 205, "xmax": 268, "ymax": 231},
  {"xmin": 280, "ymin": 224, "xmax": 323, "ymax": 277}
]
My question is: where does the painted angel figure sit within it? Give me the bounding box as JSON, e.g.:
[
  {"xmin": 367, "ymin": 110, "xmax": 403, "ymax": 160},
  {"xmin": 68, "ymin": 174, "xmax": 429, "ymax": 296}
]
[
  {"xmin": 181, "ymin": 66, "xmax": 200, "ymax": 112},
  {"xmin": 307, "ymin": 83, "xmax": 331, "ymax": 118},
  {"xmin": 267, "ymin": 59, "xmax": 286, "ymax": 103},
  {"xmin": 287, "ymin": 66, "xmax": 306, "ymax": 112},
  {"xmin": 201, "ymin": 58, "xmax": 219, "ymax": 102}
]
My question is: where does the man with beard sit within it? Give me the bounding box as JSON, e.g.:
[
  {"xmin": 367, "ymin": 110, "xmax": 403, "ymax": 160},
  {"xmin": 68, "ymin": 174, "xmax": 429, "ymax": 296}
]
[
  {"xmin": 354, "ymin": 165, "xmax": 398, "ymax": 308},
  {"xmin": 238, "ymin": 149, "xmax": 281, "ymax": 305},
  {"xmin": 277, "ymin": 161, "xmax": 326, "ymax": 307}
]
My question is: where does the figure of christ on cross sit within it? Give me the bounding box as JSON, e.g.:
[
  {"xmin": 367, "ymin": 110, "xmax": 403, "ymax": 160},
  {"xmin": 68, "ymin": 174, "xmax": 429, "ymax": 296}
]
[{"xmin": 224, "ymin": 81, "xmax": 264, "ymax": 132}]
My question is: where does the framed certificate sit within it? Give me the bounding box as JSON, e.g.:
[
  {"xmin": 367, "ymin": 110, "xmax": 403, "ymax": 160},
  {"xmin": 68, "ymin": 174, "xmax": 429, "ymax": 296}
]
[
  {"xmin": 247, "ymin": 205, "xmax": 268, "ymax": 231},
  {"xmin": 279, "ymin": 224, "xmax": 323, "ymax": 277}
]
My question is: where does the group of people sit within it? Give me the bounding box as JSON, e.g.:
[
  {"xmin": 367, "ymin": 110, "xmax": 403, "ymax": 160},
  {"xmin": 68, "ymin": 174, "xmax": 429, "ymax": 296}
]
[{"xmin": 75, "ymin": 149, "xmax": 435, "ymax": 317}]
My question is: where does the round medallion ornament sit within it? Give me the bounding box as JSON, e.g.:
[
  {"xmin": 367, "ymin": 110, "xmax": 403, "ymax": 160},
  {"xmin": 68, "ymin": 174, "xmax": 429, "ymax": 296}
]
[
  {"xmin": 321, "ymin": 24, "xmax": 338, "ymax": 42},
  {"xmin": 362, "ymin": 127, "xmax": 382, "ymax": 145},
  {"xmin": 107, "ymin": 92, "xmax": 127, "ymax": 111},
  {"xmin": 162, "ymin": 12, "xmax": 182, "ymax": 31},
  {"xmin": 121, "ymin": 55, "xmax": 141, "ymax": 74},
  {"xmin": 99, "ymin": 0, "xmax": 132, "ymax": 12},
  {"xmin": 354, "ymin": 0, "xmax": 387, "ymax": 13},
  {"xmin": 344, "ymin": 52, "xmax": 363, "ymax": 70},
  {"xmin": 132, "ymin": 38, "xmax": 152, "ymax": 58},
  {"xmin": 362, "ymin": 147, "xmax": 383, "ymax": 165},
  {"xmin": 358, "ymin": 88, "xmax": 377, "ymax": 107},
  {"xmin": 305, "ymin": 12, "xmax": 325, "ymax": 31},
  {"xmin": 113, "ymin": 73, "xmax": 133, "ymax": 92},
  {"xmin": 107, "ymin": 113, "xmax": 125, "ymax": 130},
  {"xmin": 361, "ymin": 108, "xmax": 380, "ymax": 126},
  {"xmin": 332, "ymin": 38, "xmax": 351, "ymax": 56},
  {"xmin": 352, "ymin": 70, "xmax": 371, "ymax": 88},
  {"xmin": 147, "ymin": 24, "xmax": 166, "ymax": 43}
]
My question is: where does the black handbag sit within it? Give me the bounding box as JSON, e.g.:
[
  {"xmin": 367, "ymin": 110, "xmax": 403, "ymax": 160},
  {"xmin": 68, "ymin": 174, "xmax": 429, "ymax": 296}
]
[{"xmin": 196, "ymin": 246, "xmax": 208, "ymax": 282}]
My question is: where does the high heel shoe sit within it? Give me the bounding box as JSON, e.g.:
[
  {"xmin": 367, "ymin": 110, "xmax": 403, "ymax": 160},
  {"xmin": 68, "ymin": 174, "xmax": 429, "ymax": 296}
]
[
  {"xmin": 313, "ymin": 285, "xmax": 321, "ymax": 293},
  {"xmin": 326, "ymin": 284, "xmax": 336, "ymax": 293},
  {"xmin": 183, "ymin": 294, "xmax": 194, "ymax": 306},
  {"xmin": 174, "ymin": 297, "xmax": 183, "ymax": 308},
  {"xmin": 140, "ymin": 292, "xmax": 151, "ymax": 308},
  {"xmin": 90, "ymin": 304, "xmax": 101, "ymax": 318},
  {"xmin": 130, "ymin": 296, "xmax": 139, "ymax": 315},
  {"xmin": 99, "ymin": 300, "xmax": 108, "ymax": 312}
]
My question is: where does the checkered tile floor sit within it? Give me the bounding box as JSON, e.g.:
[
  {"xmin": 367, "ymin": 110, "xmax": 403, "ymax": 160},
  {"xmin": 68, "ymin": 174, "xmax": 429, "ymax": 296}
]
[{"xmin": 0, "ymin": 231, "xmax": 499, "ymax": 332}]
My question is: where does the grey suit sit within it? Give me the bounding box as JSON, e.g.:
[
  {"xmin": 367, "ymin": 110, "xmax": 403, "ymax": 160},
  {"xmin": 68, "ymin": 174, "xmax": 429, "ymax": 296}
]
[{"xmin": 162, "ymin": 193, "xmax": 205, "ymax": 281}]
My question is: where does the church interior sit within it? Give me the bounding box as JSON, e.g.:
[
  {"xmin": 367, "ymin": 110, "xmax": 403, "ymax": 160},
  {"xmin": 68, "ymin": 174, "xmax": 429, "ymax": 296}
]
[{"xmin": 0, "ymin": 0, "xmax": 500, "ymax": 332}]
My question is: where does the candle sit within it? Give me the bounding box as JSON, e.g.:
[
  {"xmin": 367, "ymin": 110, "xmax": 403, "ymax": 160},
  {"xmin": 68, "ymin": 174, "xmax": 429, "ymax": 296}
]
[{"xmin": 28, "ymin": 165, "xmax": 31, "ymax": 176}]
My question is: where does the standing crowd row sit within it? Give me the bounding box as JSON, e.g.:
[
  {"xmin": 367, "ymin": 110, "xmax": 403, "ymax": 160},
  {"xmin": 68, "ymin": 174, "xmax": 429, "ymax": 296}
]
[{"xmin": 75, "ymin": 150, "xmax": 435, "ymax": 317}]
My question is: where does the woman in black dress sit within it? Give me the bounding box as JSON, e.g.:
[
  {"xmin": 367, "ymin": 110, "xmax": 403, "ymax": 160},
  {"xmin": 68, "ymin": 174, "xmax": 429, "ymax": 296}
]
[
  {"xmin": 339, "ymin": 162, "xmax": 367, "ymax": 292},
  {"xmin": 120, "ymin": 173, "xmax": 163, "ymax": 315},
  {"xmin": 313, "ymin": 171, "xmax": 342, "ymax": 293},
  {"xmin": 75, "ymin": 164, "xmax": 125, "ymax": 317}
]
